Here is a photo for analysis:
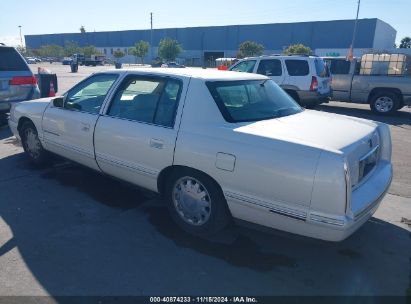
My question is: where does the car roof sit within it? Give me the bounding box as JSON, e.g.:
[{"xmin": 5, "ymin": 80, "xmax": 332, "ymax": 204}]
[
  {"xmin": 240, "ymin": 55, "xmax": 319, "ymax": 60},
  {"xmin": 101, "ymin": 67, "xmax": 269, "ymax": 81}
]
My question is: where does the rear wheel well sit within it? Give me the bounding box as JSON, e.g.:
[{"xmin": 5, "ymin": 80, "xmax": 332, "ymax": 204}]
[
  {"xmin": 368, "ymin": 88, "xmax": 403, "ymax": 106},
  {"xmin": 157, "ymin": 165, "xmax": 223, "ymax": 197}
]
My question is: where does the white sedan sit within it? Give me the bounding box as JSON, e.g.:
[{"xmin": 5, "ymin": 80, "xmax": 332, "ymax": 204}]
[{"xmin": 8, "ymin": 68, "xmax": 393, "ymax": 241}]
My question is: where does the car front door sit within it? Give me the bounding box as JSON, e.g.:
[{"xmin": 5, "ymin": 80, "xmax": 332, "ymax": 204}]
[
  {"xmin": 326, "ymin": 59, "xmax": 353, "ymax": 101},
  {"xmin": 94, "ymin": 74, "xmax": 187, "ymax": 191},
  {"xmin": 42, "ymin": 73, "xmax": 119, "ymax": 170}
]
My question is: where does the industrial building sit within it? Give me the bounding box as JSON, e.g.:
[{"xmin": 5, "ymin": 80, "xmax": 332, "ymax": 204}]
[{"xmin": 25, "ymin": 18, "xmax": 396, "ymax": 65}]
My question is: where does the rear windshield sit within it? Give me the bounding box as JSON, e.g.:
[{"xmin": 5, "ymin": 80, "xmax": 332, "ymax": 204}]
[
  {"xmin": 0, "ymin": 47, "xmax": 29, "ymax": 71},
  {"xmin": 315, "ymin": 59, "xmax": 330, "ymax": 78},
  {"xmin": 206, "ymin": 80, "xmax": 302, "ymax": 123}
]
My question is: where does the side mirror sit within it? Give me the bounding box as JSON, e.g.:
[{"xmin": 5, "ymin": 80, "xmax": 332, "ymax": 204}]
[{"xmin": 53, "ymin": 97, "xmax": 64, "ymax": 108}]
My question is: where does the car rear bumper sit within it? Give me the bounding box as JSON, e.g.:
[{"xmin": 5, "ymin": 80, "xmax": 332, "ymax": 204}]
[
  {"xmin": 298, "ymin": 90, "xmax": 331, "ymax": 106},
  {"xmin": 226, "ymin": 161, "xmax": 392, "ymax": 242}
]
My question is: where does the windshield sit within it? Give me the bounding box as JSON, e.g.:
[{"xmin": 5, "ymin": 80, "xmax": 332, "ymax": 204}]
[{"xmin": 206, "ymin": 80, "xmax": 302, "ymax": 123}]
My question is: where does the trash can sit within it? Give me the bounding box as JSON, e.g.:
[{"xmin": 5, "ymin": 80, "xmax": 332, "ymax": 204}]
[
  {"xmin": 38, "ymin": 73, "xmax": 58, "ymax": 98},
  {"xmin": 70, "ymin": 63, "xmax": 78, "ymax": 73}
]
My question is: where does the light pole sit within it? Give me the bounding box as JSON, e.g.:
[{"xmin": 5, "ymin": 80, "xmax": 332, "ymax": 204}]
[
  {"xmin": 150, "ymin": 12, "xmax": 153, "ymax": 61},
  {"xmin": 18, "ymin": 25, "xmax": 23, "ymax": 47},
  {"xmin": 348, "ymin": 0, "xmax": 361, "ymax": 60}
]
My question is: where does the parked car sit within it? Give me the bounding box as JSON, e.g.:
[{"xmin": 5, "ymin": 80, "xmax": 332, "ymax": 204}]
[
  {"xmin": 229, "ymin": 55, "xmax": 332, "ymax": 108},
  {"xmin": 0, "ymin": 44, "xmax": 40, "ymax": 123},
  {"xmin": 323, "ymin": 53, "xmax": 411, "ymax": 114},
  {"xmin": 9, "ymin": 68, "xmax": 392, "ymax": 241},
  {"xmin": 62, "ymin": 57, "xmax": 73, "ymax": 65},
  {"xmin": 25, "ymin": 57, "xmax": 37, "ymax": 64},
  {"xmin": 161, "ymin": 62, "xmax": 186, "ymax": 68}
]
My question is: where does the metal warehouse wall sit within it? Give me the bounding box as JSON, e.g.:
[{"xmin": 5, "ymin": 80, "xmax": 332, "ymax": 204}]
[{"xmin": 25, "ymin": 18, "xmax": 395, "ymax": 51}]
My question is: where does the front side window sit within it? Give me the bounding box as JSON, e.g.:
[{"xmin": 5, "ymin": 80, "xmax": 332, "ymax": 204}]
[
  {"xmin": 64, "ymin": 74, "xmax": 118, "ymax": 114},
  {"xmin": 207, "ymin": 80, "xmax": 302, "ymax": 123},
  {"xmin": 257, "ymin": 59, "xmax": 282, "ymax": 76},
  {"xmin": 229, "ymin": 60, "xmax": 257, "ymax": 73},
  {"xmin": 285, "ymin": 59, "xmax": 309, "ymax": 76},
  {"xmin": 107, "ymin": 76, "xmax": 182, "ymax": 127}
]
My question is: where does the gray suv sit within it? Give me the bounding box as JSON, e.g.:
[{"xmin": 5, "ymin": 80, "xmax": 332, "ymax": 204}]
[{"xmin": 0, "ymin": 44, "xmax": 40, "ymax": 123}]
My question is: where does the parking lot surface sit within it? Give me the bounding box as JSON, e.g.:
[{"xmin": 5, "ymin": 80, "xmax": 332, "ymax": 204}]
[{"xmin": 0, "ymin": 64, "xmax": 410, "ymax": 296}]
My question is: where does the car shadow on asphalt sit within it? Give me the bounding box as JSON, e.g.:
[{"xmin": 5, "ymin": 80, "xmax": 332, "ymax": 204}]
[
  {"xmin": 0, "ymin": 153, "xmax": 410, "ymax": 295},
  {"xmin": 0, "ymin": 125, "xmax": 12, "ymax": 141},
  {"xmin": 317, "ymin": 104, "xmax": 411, "ymax": 126}
]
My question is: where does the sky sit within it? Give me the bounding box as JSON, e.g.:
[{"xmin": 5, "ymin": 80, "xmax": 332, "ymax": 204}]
[{"xmin": 1, "ymin": 0, "xmax": 410, "ymax": 46}]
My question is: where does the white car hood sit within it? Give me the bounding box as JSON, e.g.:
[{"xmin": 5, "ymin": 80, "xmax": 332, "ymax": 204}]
[{"xmin": 234, "ymin": 110, "xmax": 378, "ymax": 152}]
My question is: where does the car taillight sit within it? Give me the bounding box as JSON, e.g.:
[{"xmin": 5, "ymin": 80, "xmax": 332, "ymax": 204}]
[
  {"xmin": 9, "ymin": 76, "xmax": 37, "ymax": 85},
  {"xmin": 310, "ymin": 76, "xmax": 318, "ymax": 91}
]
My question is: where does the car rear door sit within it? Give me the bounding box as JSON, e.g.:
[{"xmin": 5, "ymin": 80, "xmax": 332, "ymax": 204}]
[
  {"xmin": 0, "ymin": 47, "xmax": 36, "ymax": 106},
  {"xmin": 283, "ymin": 58, "xmax": 311, "ymax": 90},
  {"xmin": 42, "ymin": 73, "xmax": 120, "ymax": 170},
  {"xmin": 94, "ymin": 73, "xmax": 188, "ymax": 192},
  {"xmin": 256, "ymin": 58, "xmax": 286, "ymax": 85}
]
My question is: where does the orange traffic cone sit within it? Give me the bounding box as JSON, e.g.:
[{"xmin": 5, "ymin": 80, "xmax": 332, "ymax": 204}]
[{"xmin": 49, "ymin": 81, "xmax": 56, "ymax": 97}]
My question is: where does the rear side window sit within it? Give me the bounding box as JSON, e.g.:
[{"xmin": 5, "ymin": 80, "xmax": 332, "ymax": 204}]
[
  {"xmin": 257, "ymin": 59, "xmax": 282, "ymax": 76},
  {"xmin": 108, "ymin": 76, "xmax": 182, "ymax": 127},
  {"xmin": 328, "ymin": 59, "xmax": 351, "ymax": 75},
  {"xmin": 314, "ymin": 59, "xmax": 330, "ymax": 77},
  {"xmin": 285, "ymin": 60, "xmax": 309, "ymax": 76},
  {"xmin": 0, "ymin": 47, "xmax": 29, "ymax": 71},
  {"xmin": 229, "ymin": 60, "xmax": 256, "ymax": 73}
]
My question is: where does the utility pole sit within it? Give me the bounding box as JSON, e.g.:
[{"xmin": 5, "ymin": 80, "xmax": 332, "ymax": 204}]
[
  {"xmin": 18, "ymin": 25, "xmax": 23, "ymax": 47},
  {"xmin": 150, "ymin": 12, "xmax": 153, "ymax": 61},
  {"xmin": 348, "ymin": 0, "xmax": 361, "ymax": 60}
]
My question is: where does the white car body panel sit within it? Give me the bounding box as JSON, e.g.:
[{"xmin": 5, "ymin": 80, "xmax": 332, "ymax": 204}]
[
  {"xmin": 42, "ymin": 107, "xmax": 101, "ymax": 170},
  {"xmin": 8, "ymin": 68, "xmax": 393, "ymax": 242}
]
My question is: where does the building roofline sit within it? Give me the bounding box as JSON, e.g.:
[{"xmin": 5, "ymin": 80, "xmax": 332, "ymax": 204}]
[{"xmin": 24, "ymin": 18, "xmax": 384, "ymax": 37}]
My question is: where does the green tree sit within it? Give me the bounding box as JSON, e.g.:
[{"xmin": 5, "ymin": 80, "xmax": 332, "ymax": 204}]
[
  {"xmin": 238, "ymin": 41, "xmax": 264, "ymax": 58},
  {"xmin": 399, "ymin": 37, "xmax": 411, "ymax": 48},
  {"xmin": 82, "ymin": 45, "xmax": 101, "ymax": 57},
  {"xmin": 283, "ymin": 43, "xmax": 312, "ymax": 55},
  {"xmin": 16, "ymin": 46, "xmax": 33, "ymax": 57},
  {"xmin": 113, "ymin": 49, "xmax": 125, "ymax": 62},
  {"xmin": 158, "ymin": 38, "xmax": 182, "ymax": 62},
  {"xmin": 63, "ymin": 41, "xmax": 81, "ymax": 57},
  {"xmin": 38, "ymin": 44, "xmax": 64, "ymax": 58},
  {"xmin": 129, "ymin": 40, "xmax": 150, "ymax": 64}
]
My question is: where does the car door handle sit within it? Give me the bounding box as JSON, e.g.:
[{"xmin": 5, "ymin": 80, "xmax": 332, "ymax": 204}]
[
  {"xmin": 81, "ymin": 123, "xmax": 90, "ymax": 132},
  {"xmin": 150, "ymin": 138, "xmax": 164, "ymax": 149}
]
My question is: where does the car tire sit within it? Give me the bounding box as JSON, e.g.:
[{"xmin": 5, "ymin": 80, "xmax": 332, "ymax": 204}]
[
  {"xmin": 370, "ymin": 91, "xmax": 400, "ymax": 115},
  {"xmin": 165, "ymin": 168, "xmax": 231, "ymax": 237},
  {"xmin": 20, "ymin": 121, "xmax": 49, "ymax": 166},
  {"xmin": 286, "ymin": 90, "xmax": 301, "ymax": 105}
]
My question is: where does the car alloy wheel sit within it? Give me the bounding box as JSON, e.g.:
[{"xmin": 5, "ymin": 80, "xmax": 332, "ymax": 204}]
[
  {"xmin": 24, "ymin": 127, "xmax": 42, "ymax": 160},
  {"xmin": 374, "ymin": 96, "xmax": 394, "ymax": 113},
  {"xmin": 172, "ymin": 176, "xmax": 212, "ymax": 226}
]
